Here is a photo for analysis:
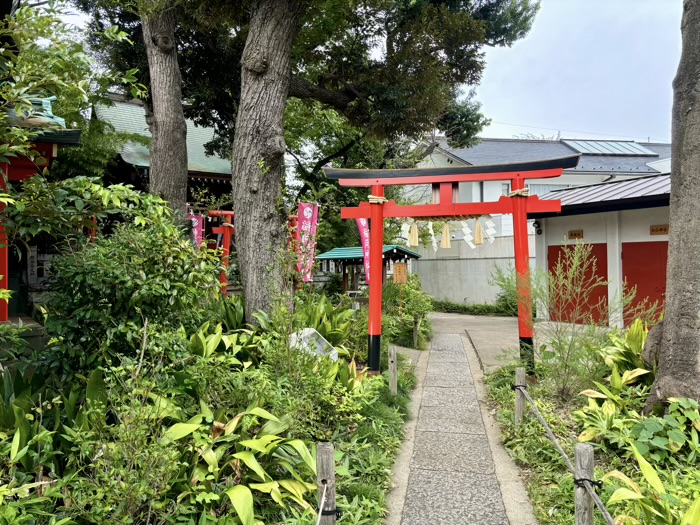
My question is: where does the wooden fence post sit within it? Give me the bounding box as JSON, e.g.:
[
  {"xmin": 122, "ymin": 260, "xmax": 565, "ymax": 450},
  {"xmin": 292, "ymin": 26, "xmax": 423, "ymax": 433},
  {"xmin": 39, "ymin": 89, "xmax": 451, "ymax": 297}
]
[
  {"xmin": 413, "ymin": 313, "xmax": 420, "ymax": 349},
  {"xmin": 316, "ymin": 442, "xmax": 336, "ymax": 525},
  {"xmin": 389, "ymin": 346, "xmax": 398, "ymax": 396},
  {"xmin": 515, "ymin": 367, "xmax": 526, "ymax": 428},
  {"xmin": 575, "ymin": 443, "xmax": 594, "ymax": 525}
]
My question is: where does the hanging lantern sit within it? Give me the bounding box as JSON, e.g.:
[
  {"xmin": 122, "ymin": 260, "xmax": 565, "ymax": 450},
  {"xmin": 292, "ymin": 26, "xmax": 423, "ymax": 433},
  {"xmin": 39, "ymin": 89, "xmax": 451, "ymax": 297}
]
[
  {"xmin": 440, "ymin": 223, "xmax": 451, "ymax": 249},
  {"xmin": 474, "ymin": 217, "xmax": 484, "ymax": 245},
  {"xmin": 409, "ymin": 222, "xmax": 419, "ymax": 247}
]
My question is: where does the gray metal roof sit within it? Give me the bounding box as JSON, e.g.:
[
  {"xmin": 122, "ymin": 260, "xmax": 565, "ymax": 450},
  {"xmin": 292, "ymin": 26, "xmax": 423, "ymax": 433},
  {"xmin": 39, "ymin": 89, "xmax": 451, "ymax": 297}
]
[
  {"xmin": 539, "ymin": 173, "xmax": 670, "ymax": 207},
  {"xmin": 439, "ymin": 138, "xmax": 672, "ymax": 175},
  {"xmin": 562, "ymin": 139, "xmax": 657, "ymax": 156},
  {"xmin": 94, "ymin": 99, "xmax": 232, "ymax": 175}
]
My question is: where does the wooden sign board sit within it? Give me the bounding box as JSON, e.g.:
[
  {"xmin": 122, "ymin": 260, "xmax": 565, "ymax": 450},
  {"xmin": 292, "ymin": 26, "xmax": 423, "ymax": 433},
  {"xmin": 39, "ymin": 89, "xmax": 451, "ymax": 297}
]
[
  {"xmin": 567, "ymin": 230, "xmax": 584, "ymax": 240},
  {"xmin": 650, "ymin": 224, "xmax": 669, "ymax": 236},
  {"xmin": 393, "ymin": 263, "xmax": 408, "ymax": 285}
]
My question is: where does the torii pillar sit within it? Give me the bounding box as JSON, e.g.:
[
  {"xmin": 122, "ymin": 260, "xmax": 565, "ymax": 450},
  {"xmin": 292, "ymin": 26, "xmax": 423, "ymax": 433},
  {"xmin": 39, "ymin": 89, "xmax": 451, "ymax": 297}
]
[{"xmin": 325, "ymin": 155, "xmax": 580, "ymax": 375}]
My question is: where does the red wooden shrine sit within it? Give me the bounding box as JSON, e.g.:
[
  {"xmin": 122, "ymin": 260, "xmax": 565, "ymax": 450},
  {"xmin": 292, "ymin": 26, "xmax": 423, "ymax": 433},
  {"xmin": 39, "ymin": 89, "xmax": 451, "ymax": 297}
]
[
  {"xmin": 207, "ymin": 210, "xmax": 235, "ymax": 294},
  {"xmin": 324, "ymin": 155, "xmax": 580, "ymax": 373},
  {"xmin": 1, "ymin": 142, "xmax": 69, "ymax": 322}
]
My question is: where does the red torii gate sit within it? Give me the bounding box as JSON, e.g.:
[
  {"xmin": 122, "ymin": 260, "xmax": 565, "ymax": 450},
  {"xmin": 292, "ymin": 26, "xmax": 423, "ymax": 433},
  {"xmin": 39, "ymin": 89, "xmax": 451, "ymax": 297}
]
[{"xmin": 324, "ymin": 155, "xmax": 580, "ymax": 374}]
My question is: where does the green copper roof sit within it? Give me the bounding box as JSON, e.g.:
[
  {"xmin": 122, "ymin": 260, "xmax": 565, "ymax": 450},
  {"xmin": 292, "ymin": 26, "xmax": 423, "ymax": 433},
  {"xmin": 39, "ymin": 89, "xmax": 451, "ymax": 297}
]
[
  {"xmin": 94, "ymin": 98, "xmax": 232, "ymax": 175},
  {"xmin": 317, "ymin": 245, "xmax": 421, "ymax": 261}
]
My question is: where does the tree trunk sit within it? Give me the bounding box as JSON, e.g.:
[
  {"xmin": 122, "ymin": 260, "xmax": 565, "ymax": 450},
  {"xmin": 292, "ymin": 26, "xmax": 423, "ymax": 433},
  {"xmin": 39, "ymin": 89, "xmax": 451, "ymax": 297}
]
[
  {"xmin": 142, "ymin": 8, "xmax": 188, "ymax": 216},
  {"xmin": 649, "ymin": 0, "xmax": 700, "ymax": 404},
  {"xmin": 231, "ymin": 0, "xmax": 305, "ymax": 320}
]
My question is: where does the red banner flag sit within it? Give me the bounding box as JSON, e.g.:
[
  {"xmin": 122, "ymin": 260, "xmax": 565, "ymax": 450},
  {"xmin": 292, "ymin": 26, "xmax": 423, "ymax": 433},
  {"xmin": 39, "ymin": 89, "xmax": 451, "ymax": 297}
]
[
  {"xmin": 188, "ymin": 215, "xmax": 204, "ymax": 247},
  {"xmin": 297, "ymin": 203, "xmax": 319, "ymax": 282},
  {"xmin": 356, "ymin": 217, "xmax": 371, "ymax": 284}
]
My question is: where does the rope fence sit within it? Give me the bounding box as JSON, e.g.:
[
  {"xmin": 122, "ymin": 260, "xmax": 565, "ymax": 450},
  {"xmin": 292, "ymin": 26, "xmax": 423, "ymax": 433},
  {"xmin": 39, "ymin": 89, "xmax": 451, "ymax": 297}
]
[{"xmin": 514, "ymin": 367, "xmax": 616, "ymax": 525}]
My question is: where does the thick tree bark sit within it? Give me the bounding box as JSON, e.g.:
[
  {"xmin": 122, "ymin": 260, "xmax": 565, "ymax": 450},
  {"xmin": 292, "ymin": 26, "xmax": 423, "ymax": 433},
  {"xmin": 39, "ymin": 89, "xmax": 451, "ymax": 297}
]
[
  {"xmin": 142, "ymin": 8, "xmax": 188, "ymax": 216},
  {"xmin": 649, "ymin": 0, "xmax": 700, "ymax": 404},
  {"xmin": 231, "ymin": 0, "xmax": 305, "ymax": 320}
]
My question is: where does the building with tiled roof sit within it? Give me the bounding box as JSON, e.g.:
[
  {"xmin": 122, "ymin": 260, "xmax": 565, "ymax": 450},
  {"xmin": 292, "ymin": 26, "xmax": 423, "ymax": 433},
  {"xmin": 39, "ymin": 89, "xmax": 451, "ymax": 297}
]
[
  {"xmin": 93, "ymin": 94, "xmax": 232, "ymax": 197},
  {"xmin": 413, "ymin": 137, "xmax": 672, "ymax": 306}
]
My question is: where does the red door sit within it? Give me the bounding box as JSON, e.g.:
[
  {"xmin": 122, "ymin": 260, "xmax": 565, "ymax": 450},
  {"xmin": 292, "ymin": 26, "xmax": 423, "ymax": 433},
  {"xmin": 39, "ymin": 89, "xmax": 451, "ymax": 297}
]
[
  {"xmin": 547, "ymin": 244, "xmax": 608, "ymax": 324},
  {"xmin": 622, "ymin": 241, "xmax": 668, "ymax": 321}
]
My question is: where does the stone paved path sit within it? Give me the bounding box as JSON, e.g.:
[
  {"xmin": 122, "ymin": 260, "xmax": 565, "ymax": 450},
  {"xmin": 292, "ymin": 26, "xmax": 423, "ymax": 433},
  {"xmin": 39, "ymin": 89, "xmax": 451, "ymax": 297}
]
[{"xmin": 398, "ymin": 333, "xmax": 510, "ymax": 525}]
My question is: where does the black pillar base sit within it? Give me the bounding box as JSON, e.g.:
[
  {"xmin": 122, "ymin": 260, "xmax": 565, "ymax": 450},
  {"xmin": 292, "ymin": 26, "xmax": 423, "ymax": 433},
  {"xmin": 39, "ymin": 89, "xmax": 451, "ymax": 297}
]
[
  {"xmin": 368, "ymin": 334, "xmax": 381, "ymax": 372},
  {"xmin": 519, "ymin": 336, "xmax": 535, "ymax": 377}
]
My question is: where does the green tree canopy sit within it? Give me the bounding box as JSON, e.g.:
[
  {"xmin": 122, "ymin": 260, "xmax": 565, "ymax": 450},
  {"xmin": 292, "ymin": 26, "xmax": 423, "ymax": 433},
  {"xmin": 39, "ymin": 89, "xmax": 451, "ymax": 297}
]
[{"xmin": 75, "ymin": 0, "xmax": 538, "ymax": 159}]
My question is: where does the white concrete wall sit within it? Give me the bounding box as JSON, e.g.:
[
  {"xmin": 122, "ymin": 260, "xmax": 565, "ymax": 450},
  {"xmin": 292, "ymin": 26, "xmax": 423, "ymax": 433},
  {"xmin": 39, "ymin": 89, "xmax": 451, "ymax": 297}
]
[
  {"xmin": 538, "ymin": 206, "xmax": 670, "ymax": 327},
  {"xmin": 543, "ymin": 213, "xmax": 610, "ymax": 246},
  {"xmin": 414, "ymin": 235, "xmax": 535, "ymax": 304},
  {"xmin": 620, "ymin": 207, "xmax": 670, "ymax": 242}
]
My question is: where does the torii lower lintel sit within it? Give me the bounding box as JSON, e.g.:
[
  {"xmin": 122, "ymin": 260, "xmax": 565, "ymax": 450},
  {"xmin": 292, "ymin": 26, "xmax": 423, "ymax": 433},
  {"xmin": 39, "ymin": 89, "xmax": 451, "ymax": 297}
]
[{"xmin": 324, "ymin": 154, "xmax": 579, "ymax": 376}]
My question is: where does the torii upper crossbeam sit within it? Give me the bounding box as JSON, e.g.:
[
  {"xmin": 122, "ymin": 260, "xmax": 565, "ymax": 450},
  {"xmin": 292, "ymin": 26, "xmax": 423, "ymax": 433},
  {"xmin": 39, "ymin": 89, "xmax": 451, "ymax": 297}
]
[{"xmin": 324, "ymin": 155, "xmax": 580, "ymax": 374}]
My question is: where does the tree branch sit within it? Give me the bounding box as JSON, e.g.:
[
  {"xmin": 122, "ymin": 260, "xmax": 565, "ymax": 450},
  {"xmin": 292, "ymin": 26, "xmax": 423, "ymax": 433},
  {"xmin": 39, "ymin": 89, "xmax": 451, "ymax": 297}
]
[
  {"xmin": 311, "ymin": 135, "xmax": 362, "ymax": 175},
  {"xmin": 292, "ymin": 135, "xmax": 362, "ymax": 201},
  {"xmin": 289, "ymin": 76, "xmax": 359, "ymax": 112}
]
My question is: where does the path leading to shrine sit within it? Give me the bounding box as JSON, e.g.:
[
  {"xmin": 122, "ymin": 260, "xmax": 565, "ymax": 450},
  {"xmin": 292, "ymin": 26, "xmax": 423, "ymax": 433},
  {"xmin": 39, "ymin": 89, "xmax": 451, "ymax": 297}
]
[{"xmin": 385, "ymin": 313, "xmax": 537, "ymax": 525}]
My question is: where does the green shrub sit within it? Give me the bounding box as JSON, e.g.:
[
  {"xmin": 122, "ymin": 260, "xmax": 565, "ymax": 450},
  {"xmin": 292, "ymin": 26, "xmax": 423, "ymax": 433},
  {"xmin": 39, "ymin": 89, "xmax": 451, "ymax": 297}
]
[
  {"xmin": 40, "ymin": 223, "xmax": 222, "ymax": 374},
  {"xmin": 431, "ymin": 298, "xmax": 516, "ymax": 316},
  {"xmin": 0, "ymin": 322, "xmax": 29, "ymax": 362},
  {"xmin": 322, "ymin": 272, "xmax": 344, "ymax": 296},
  {"xmin": 489, "ymin": 264, "xmax": 522, "ymax": 317},
  {"xmin": 383, "ymin": 274, "xmax": 433, "ymax": 349}
]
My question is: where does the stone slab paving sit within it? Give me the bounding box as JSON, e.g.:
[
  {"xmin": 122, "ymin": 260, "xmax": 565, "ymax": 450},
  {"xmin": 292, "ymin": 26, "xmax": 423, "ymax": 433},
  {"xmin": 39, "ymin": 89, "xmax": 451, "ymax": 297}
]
[{"xmin": 399, "ymin": 333, "xmax": 509, "ymax": 525}]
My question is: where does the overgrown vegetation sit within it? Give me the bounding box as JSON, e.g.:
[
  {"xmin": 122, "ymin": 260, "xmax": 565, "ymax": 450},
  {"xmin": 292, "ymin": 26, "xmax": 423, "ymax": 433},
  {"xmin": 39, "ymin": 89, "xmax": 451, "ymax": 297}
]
[
  {"xmin": 485, "ymin": 244, "xmax": 699, "ymax": 525},
  {"xmin": 0, "ymin": 183, "xmax": 417, "ymax": 524}
]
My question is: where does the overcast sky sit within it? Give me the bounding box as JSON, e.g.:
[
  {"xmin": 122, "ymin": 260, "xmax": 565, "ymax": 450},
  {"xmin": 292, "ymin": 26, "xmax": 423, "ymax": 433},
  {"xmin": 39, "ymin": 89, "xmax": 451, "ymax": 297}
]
[{"xmin": 475, "ymin": 0, "xmax": 683, "ymax": 143}]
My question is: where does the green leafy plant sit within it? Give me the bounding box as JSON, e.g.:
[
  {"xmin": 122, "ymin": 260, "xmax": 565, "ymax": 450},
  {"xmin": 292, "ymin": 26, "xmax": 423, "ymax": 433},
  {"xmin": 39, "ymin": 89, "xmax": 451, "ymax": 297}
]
[
  {"xmin": 172, "ymin": 407, "xmax": 317, "ymax": 525},
  {"xmin": 604, "ymin": 445, "xmax": 700, "ymax": 525},
  {"xmin": 601, "ymin": 319, "xmax": 651, "ymax": 374},
  {"xmin": 382, "ymin": 274, "xmax": 433, "ymax": 349},
  {"xmin": 628, "ymin": 398, "xmax": 700, "ymax": 464},
  {"xmin": 41, "ymin": 222, "xmax": 222, "ymax": 374},
  {"xmin": 5, "ymin": 176, "xmax": 172, "ymax": 244},
  {"xmin": 213, "ymin": 295, "xmax": 246, "ymax": 332},
  {"xmin": 294, "ymin": 293, "xmax": 355, "ymax": 347}
]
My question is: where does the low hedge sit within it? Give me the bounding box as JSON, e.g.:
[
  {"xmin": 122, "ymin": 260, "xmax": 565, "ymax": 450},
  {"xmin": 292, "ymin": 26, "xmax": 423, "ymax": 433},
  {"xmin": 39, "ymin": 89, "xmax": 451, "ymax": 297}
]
[{"xmin": 431, "ymin": 298, "xmax": 517, "ymax": 317}]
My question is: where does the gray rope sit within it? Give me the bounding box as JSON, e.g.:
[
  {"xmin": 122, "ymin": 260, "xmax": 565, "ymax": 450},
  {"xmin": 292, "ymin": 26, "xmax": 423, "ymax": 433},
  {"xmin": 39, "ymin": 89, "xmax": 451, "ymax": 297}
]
[
  {"xmin": 514, "ymin": 385, "xmax": 616, "ymax": 525},
  {"xmin": 315, "ymin": 482, "xmax": 328, "ymax": 525}
]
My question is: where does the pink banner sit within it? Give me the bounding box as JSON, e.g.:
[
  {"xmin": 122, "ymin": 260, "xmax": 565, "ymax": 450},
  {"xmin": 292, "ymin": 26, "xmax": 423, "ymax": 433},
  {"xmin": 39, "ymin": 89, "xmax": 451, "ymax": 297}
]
[
  {"xmin": 356, "ymin": 218, "xmax": 371, "ymax": 284},
  {"xmin": 297, "ymin": 203, "xmax": 319, "ymax": 282},
  {"xmin": 188, "ymin": 215, "xmax": 204, "ymax": 247}
]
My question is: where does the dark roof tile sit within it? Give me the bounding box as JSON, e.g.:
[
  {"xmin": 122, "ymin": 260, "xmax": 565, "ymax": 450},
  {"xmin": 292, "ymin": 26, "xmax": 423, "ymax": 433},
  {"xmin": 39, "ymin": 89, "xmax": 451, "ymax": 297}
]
[{"xmin": 438, "ymin": 138, "xmax": 671, "ymax": 175}]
